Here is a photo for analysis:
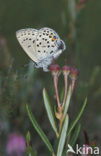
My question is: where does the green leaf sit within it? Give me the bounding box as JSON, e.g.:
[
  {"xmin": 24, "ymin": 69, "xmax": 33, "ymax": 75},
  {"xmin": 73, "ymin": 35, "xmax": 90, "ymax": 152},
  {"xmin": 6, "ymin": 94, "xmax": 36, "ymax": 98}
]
[
  {"xmin": 27, "ymin": 146, "xmax": 37, "ymax": 156},
  {"xmin": 26, "ymin": 131, "xmax": 31, "ymax": 145},
  {"xmin": 43, "ymin": 88, "xmax": 58, "ymax": 136},
  {"xmin": 70, "ymin": 124, "xmax": 81, "ymax": 147},
  {"xmin": 63, "ymin": 86, "xmax": 72, "ymax": 117},
  {"xmin": 26, "ymin": 131, "xmax": 37, "ymax": 156},
  {"xmin": 26, "ymin": 104, "xmax": 54, "ymax": 154},
  {"xmin": 67, "ymin": 98, "xmax": 87, "ymax": 137},
  {"xmin": 57, "ymin": 115, "xmax": 69, "ymax": 156}
]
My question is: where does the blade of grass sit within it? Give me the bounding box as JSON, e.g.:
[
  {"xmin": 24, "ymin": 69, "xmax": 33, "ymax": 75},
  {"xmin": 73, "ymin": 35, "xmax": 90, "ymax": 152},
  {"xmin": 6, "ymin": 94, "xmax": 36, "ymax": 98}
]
[
  {"xmin": 43, "ymin": 88, "xmax": 58, "ymax": 137},
  {"xmin": 67, "ymin": 98, "xmax": 87, "ymax": 137},
  {"xmin": 70, "ymin": 124, "xmax": 81, "ymax": 147},
  {"xmin": 57, "ymin": 115, "xmax": 69, "ymax": 156},
  {"xmin": 26, "ymin": 104, "xmax": 54, "ymax": 154}
]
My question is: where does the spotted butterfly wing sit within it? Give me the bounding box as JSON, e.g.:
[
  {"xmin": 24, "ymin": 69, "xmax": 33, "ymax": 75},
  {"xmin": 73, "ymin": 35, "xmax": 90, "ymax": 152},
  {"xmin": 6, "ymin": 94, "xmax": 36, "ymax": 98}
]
[
  {"xmin": 16, "ymin": 28, "xmax": 38, "ymax": 63},
  {"xmin": 16, "ymin": 27, "xmax": 66, "ymax": 71},
  {"xmin": 34, "ymin": 27, "xmax": 66, "ymax": 71},
  {"xmin": 35, "ymin": 27, "xmax": 59, "ymax": 61}
]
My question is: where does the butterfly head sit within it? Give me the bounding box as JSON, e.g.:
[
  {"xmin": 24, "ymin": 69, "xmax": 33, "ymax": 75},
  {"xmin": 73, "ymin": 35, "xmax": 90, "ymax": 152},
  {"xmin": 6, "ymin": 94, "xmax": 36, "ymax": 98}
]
[{"xmin": 56, "ymin": 40, "xmax": 66, "ymax": 51}]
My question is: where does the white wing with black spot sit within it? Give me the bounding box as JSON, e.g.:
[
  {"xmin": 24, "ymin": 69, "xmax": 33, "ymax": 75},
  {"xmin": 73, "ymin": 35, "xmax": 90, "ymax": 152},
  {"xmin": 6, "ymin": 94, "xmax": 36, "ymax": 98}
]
[
  {"xmin": 35, "ymin": 27, "xmax": 58, "ymax": 61},
  {"xmin": 16, "ymin": 28, "xmax": 39, "ymax": 63},
  {"xmin": 16, "ymin": 27, "xmax": 66, "ymax": 72}
]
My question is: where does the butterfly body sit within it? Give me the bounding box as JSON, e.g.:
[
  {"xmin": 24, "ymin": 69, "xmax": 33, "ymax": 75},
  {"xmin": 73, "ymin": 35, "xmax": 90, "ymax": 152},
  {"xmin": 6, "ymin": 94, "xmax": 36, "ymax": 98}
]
[{"xmin": 16, "ymin": 27, "xmax": 66, "ymax": 71}]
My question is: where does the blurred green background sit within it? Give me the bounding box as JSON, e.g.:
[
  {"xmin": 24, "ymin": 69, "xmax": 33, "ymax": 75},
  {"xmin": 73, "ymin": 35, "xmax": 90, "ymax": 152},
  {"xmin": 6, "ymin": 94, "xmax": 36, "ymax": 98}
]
[{"xmin": 0, "ymin": 0, "xmax": 101, "ymax": 155}]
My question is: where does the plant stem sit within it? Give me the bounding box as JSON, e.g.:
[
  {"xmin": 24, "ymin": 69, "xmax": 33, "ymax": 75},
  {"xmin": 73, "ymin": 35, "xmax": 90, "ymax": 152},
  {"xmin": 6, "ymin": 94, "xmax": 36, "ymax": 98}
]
[
  {"xmin": 63, "ymin": 74, "xmax": 68, "ymax": 106},
  {"xmin": 53, "ymin": 75, "xmax": 61, "ymax": 107},
  {"xmin": 52, "ymin": 152, "xmax": 55, "ymax": 156},
  {"xmin": 59, "ymin": 118, "xmax": 63, "ymax": 134},
  {"xmin": 71, "ymin": 79, "xmax": 76, "ymax": 95}
]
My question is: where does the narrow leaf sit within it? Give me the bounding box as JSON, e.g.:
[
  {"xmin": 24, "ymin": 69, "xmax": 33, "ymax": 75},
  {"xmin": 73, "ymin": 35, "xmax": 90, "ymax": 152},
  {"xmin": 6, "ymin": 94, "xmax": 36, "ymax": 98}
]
[
  {"xmin": 43, "ymin": 88, "xmax": 58, "ymax": 136},
  {"xmin": 67, "ymin": 98, "xmax": 87, "ymax": 137},
  {"xmin": 27, "ymin": 146, "xmax": 37, "ymax": 156},
  {"xmin": 26, "ymin": 131, "xmax": 31, "ymax": 146},
  {"xmin": 26, "ymin": 131, "xmax": 37, "ymax": 156},
  {"xmin": 63, "ymin": 86, "xmax": 72, "ymax": 117},
  {"xmin": 57, "ymin": 115, "xmax": 69, "ymax": 156},
  {"xmin": 26, "ymin": 104, "xmax": 54, "ymax": 153},
  {"xmin": 70, "ymin": 124, "xmax": 81, "ymax": 147}
]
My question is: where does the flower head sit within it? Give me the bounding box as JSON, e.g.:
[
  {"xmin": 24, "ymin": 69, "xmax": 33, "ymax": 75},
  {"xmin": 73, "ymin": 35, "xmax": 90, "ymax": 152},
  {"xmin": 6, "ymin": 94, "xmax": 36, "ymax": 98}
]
[
  {"xmin": 6, "ymin": 133, "xmax": 26, "ymax": 156},
  {"xmin": 70, "ymin": 67, "xmax": 79, "ymax": 80},
  {"xmin": 62, "ymin": 65, "xmax": 71, "ymax": 76},
  {"xmin": 49, "ymin": 64, "xmax": 60, "ymax": 76}
]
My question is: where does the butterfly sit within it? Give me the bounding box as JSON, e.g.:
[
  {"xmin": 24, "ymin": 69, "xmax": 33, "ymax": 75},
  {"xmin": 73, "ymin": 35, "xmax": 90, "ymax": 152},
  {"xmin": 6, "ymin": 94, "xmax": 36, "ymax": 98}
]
[{"xmin": 16, "ymin": 27, "xmax": 66, "ymax": 71}]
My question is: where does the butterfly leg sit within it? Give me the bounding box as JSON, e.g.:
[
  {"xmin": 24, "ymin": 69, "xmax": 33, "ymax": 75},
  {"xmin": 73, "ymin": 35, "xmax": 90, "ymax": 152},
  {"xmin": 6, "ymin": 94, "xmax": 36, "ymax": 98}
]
[
  {"xmin": 43, "ymin": 66, "xmax": 49, "ymax": 72},
  {"xmin": 42, "ymin": 58, "xmax": 52, "ymax": 72}
]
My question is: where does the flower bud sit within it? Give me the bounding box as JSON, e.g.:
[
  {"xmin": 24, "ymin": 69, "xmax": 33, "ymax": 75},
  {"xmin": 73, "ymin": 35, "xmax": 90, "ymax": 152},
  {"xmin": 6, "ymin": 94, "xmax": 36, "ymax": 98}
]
[
  {"xmin": 62, "ymin": 65, "xmax": 71, "ymax": 76},
  {"xmin": 70, "ymin": 67, "xmax": 79, "ymax": 80},
  {"xmin": 49, "ymin": 64, "xmax": 60, "ymax": 76}
]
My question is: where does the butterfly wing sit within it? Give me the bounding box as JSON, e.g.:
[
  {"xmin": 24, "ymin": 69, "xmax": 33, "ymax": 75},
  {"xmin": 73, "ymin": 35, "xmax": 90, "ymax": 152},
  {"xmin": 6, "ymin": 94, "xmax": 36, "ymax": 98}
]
[
  {"xmin": 16, "ymin": 27, "xmax": 66, "ymax": 72},
  {"xmin": 35, "ymin": 27, "xmax": 58, "ymax": 61},
  {"xmin": 16, "ymin": 28, "xmax": 39, "ymax": 63}
]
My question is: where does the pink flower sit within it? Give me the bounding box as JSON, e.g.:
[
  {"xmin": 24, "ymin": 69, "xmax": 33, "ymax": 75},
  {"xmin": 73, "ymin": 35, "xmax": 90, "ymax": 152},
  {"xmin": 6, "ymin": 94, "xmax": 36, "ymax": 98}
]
[{"xmin": 6, "ymin": 133, "xmax": 26, "ymax": 156}]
